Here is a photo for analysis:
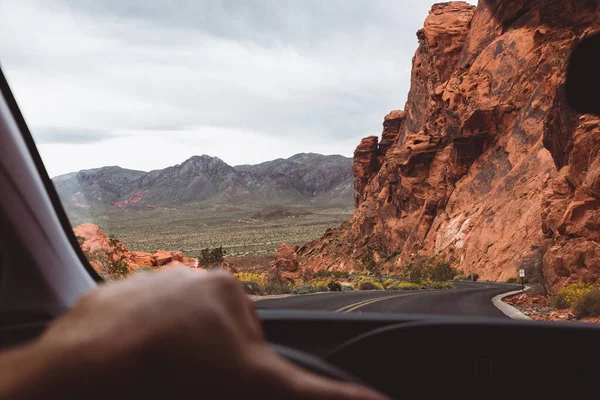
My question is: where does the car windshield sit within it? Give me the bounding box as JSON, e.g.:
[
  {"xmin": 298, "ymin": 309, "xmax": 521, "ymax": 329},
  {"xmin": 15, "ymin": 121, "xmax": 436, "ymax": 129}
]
[{"xmin": 2, "ymin": 0, "xmax": 599, "ymax": 322}]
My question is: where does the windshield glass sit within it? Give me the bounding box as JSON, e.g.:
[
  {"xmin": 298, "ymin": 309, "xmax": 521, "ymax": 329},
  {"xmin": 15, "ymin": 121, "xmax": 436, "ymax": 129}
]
[{"xmin": 2, "ymin": 0, "xmax": 599, "ymax": 322}]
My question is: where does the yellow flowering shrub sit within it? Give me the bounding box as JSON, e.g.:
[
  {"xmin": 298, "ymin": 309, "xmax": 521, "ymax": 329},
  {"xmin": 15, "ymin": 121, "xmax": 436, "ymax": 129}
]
[
  {"xmin": 233, "ymin": 272, "xmax": 264, "ymax": 284},
  {"xmin": 352, "ymin": 276, "xmax": 385, "ymax": 290},
  {"xmin": 552, "ymin": 282, "xmax": 594, "ymax": 309}
]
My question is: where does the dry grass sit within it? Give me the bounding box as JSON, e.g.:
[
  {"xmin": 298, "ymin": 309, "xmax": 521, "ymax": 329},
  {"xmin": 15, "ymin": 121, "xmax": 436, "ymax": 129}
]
[{"xmin": 63, "ymin": 202, "xmax": 353, "ymax": 259}]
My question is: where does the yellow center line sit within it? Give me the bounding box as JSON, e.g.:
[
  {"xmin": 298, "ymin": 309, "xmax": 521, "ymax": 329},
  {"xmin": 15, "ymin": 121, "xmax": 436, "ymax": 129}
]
[{"xmin": 335, "ymin": 293, "xmax": 417, "ymax": 313}]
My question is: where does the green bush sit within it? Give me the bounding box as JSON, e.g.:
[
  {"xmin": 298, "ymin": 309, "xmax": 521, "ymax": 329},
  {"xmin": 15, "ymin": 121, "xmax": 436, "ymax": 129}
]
[
  {"xmin": 453, "ymin": 275, "xmax": 467, "ymax": 281},
  {"xmin": 572, "ymin": 288, "xmax": 600, "ymax": 319},
  {"xmin": 198, "ymin": 247, "xmax": 226, "ymax": 268},
  {"xmin": 240, "ymin": 281, "xmax": 262, "ymax": 295},
  {"xmin": 327, "ymin": 280, "xmax": 343, "ymax": 292},
  {"xmin": 505, "ymin": 277, "xmax": 518, "ymax": 283}
]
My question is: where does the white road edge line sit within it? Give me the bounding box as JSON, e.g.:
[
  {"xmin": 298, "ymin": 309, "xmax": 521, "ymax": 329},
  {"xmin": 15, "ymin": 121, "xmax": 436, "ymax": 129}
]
[{"xmin": 492, "ymin": 287, "xmax": 532, "ymax": 320}]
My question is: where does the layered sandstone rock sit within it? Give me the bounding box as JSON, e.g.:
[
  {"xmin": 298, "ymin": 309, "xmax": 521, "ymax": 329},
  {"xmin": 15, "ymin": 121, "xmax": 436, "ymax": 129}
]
[
  {"xmin": 153, "ymin": 250, "xmax": 173, "ymax": 267},
  {"xmin": 353, "ymin": 136, "xmax": 379, "ymax": 207},
  {"xmin": 299, "ymin": 0, "xmax": 600, "ymax": 292}
]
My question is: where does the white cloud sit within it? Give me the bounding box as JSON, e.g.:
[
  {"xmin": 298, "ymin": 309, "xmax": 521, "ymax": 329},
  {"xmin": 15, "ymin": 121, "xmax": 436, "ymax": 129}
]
[{"xmin": 0, "ymin": 0, "xmax": 461, "ymax": 176}]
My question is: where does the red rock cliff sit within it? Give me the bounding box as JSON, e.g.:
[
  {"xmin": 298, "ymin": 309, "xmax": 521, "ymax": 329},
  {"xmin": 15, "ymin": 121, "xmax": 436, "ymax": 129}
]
[{"xmin": 298, "ymin": 0, "xmax": 600, "ymax": 292}]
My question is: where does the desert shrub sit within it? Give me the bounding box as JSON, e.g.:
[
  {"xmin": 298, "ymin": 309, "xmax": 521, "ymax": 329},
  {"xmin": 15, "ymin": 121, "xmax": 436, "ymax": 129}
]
[
  {"xmin": 453, "ymin": 275, "xmax": 467, "ymax": 281},
  {"xmin": 428, "ymin": 281, "xmax": 453, "ymax": 290},
  {"xmin": 552, "ymin": 282, "xmax": 594, "ymax": 309},
  {"xmin": 358, "ymin": 281, "xmax": 381, "ymax": 291},
  {"xmin": 360, "ymin": 248, "xmax": 378, "ymax": 275},
  {"xmin": 464, "ymin": 273, "xmax": 479, "ymax": 282},
  {"xmin": 198, "ymin": 247, "xmax": 226, "ymax": 268},
  {"xmin": 342, "ymin": 284, "xmax": 355, "ymax": 292},
  {"xmin": 352, "ymin": 276, "xmax": 384, "ymax": 289},
  {"xmin": 315, "ymin": 270, "xmax": 350, "ymax": 279},
  {"xmin": 240, "ymin": 280, "xmax": 262, "ymax": 295},
  {"xmin": 310, "ymin": 280, "xmax": 330, "ymax": 292},
  {"xmin": 429, "ymin": 259, "xmax": 457, "ymax": 282},
  {"xmin": 327, "ymin": 280, "xmax": 343, "ymax": 292},
  {"xmin": 529, "ymin": 283, "xmax": 547, "ymax": 296},
  {"xmin": 572, "ymin": 288, "xmax": 600, "ymax": 319},
  {"xmin": 292, "ymin": 285, "xmax": 319, "ymax": 295},
  {"xmin": 76, "ymin": 235, "xmax": 86, "ymax": 247},
  {"xmin": 383, "ymin": 278, "xmax": 397, "ymax": 289},
  {"xmin": 263, "ymin": 282, "xmax": 293, "ymax": 295},
  {"xmin": 234, "ymin": 272, "xmax": 264, "ymax": 285},
  {"xmin": 83, "ymin": 235, "xmax": 130, "ymax": 280},
  {"xmin": 401, "ymin": 255, "xmax": 457, "ymax": 282},
  {"xmin": 505, "ymin": 277, "xmax": 518, "ymax": 284},
  {"xmin": 517, "ymin": 249, "xmax": 548, "ymax": 293},
  {"xmin": 387, "ymin": 281, "xmax": 421, "ymax": 291}
]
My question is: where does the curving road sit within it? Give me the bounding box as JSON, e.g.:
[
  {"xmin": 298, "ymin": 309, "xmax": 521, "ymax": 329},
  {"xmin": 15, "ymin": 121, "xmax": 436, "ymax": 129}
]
[{"xmin": 255, "ymin": 282, "xmax": 521, "ymax": 318}]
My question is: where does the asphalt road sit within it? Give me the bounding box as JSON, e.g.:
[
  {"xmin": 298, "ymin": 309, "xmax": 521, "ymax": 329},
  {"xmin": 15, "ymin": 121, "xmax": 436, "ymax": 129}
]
[{"xmin": 256, "ymin": 281, "xmax": 521, "ymax": 318}]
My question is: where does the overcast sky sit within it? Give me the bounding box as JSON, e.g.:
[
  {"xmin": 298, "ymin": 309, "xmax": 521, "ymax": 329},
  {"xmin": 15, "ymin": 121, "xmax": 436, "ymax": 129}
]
[{"xmin": 0, "ymin": 0, "xmax": 472, "ymax": 177}]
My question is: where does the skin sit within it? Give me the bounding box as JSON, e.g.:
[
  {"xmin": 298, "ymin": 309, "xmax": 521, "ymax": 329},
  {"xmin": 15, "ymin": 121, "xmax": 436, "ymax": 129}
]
[{"xmin": 0, "ymin": 268, "xmax": 388, "ymax": 399}]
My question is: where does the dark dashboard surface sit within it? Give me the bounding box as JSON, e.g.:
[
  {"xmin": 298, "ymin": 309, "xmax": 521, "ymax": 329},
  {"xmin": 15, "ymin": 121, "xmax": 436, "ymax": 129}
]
[{"xmin": 1, "ymin": 310, "xmax": 598, "ymax": 399}]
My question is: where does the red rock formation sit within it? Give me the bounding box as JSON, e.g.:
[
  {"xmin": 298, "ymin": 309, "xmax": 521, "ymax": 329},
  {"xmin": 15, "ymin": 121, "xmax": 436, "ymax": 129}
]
[
  {"xmin": 299, "ymin": 0, "xmax": 600, "ymax": 292},
  {"xmin": 353, "ymin": 136, "xmax": 379, "ymax": 207},
  {"xmin": 131, "ymin": 251, "xmax": 154, "ymax": 267},
  {"xmin": 152, "ymin": 250, "xmax": 173, "ymax": 266},
  {"xmin": 264, "ymin": 243, "xmax": 301, "ymax": 284},
  {"xmin": 379, "ymin": 110, "xmax": 406, "ymax": 162},
  {"xmin": 73, "ymin": 224, "xmax": 202, "ymax": 276}
]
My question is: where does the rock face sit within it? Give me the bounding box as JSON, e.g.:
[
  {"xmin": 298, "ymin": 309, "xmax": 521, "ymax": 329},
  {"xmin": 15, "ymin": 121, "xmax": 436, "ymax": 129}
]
[
  {"xmin": 54, "ymin": 153, "xmax": 353, "ymax": 207},
  {"xmin": 298, "ymin": 0, "xmax": 600, "ymax": 292}
]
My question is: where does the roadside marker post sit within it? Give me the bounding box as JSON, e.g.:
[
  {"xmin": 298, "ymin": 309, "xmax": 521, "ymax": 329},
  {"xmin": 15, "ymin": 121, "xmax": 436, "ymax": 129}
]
[{"xmin": 518, "ymin": 269, "xmax": 525, "ymax": 292}]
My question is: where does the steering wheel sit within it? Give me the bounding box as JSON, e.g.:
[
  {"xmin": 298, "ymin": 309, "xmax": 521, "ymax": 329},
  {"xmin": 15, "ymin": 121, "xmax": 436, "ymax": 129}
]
[{"xmin": 271, "ymin": 344, "xmax": 365, "ymax": 384}]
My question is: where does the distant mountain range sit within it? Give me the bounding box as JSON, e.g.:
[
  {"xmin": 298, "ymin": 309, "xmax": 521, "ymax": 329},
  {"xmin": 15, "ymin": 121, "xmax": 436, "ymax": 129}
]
[{"xmin": 52, "ymin": 153, "xmax": 353, "ymax": 207}]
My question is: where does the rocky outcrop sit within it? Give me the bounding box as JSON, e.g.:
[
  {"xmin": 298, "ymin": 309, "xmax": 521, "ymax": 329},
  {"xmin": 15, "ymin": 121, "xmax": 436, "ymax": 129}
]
[
  {"xmin": 379, "ymin": 110, "xmax": 406, "ymax": 162},
  {"xmin": 74, "ymin": 224, "xmax": 200, "ymax": 276},
  {"xmin": 264, "ymin": 243, "xmax": 301, "ymax": 284},
  {"xmin": 152, "ymin": 250, "xmax": 173, "ymax": 267},
  {"xmin": 299, "ymin": 0, "xmax": 600, "ymax": 293},
  {"xmin": 353, "ymin": 136, "xmax": 379, "ymax": 207}
]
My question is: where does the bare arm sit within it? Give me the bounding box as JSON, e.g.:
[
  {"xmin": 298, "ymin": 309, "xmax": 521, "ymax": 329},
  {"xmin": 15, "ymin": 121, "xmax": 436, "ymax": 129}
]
[{"xmin": 0, "ymin": 269, "xmax": 387, "ymax": 399}]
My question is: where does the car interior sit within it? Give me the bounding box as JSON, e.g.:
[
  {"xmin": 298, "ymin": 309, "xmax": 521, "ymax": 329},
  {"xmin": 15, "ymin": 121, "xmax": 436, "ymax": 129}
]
[{"xmin": 0, "ymin": 32, "xmax": 599, "ymax": 400}]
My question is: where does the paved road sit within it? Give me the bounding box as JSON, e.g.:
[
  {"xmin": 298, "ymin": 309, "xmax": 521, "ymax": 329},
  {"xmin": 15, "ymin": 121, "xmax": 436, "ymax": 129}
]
[{"xmin": 256, "ymin": 282, "xmax": 521, "ymax": 318}]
